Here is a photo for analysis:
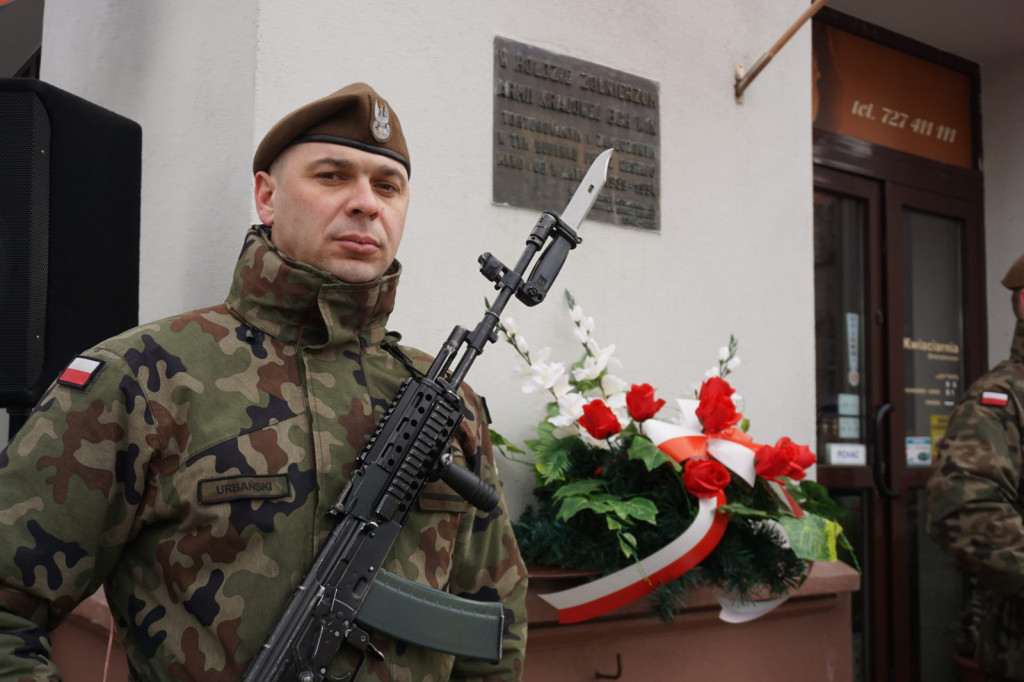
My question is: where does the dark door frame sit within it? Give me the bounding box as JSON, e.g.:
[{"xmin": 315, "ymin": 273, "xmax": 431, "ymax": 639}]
[{"xmin": 813, "ymin": 11, "xmax": 986, "ymax": 681}]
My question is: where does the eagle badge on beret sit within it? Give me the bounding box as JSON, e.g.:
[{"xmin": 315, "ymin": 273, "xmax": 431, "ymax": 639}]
[{"xmin": 372, "ymin": 100, "xmax": 392, "ymax": 142}]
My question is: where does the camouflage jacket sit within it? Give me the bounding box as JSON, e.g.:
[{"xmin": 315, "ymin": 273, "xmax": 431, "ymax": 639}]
[
  {"xmin": 927, "ymin": 319, "xmax": 1024, "ymax": 680},
  {"xmin": 0, "ymin": 225, "xmax": 528, "ymax": 682}
]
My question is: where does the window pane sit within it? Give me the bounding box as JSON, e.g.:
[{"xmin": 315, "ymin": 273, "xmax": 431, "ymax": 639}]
[{"xmin": 814, "ymin": 192, "xmax": 868, "ymax": 464}]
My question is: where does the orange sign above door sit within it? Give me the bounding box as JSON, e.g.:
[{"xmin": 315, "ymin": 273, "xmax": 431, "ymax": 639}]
[{"xmin": 813, "ymin": 24, "xmax": 973, "ymax": 169}]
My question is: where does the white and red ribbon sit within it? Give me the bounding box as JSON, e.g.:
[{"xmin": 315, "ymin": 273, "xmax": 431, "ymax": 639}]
[
  {"xmin": 538, "ymin": 491, "xmax": 728, "ymax": 623},
  {"xmin": 645, "ymin": 399, "xmax": 760, "ymax": 484}
]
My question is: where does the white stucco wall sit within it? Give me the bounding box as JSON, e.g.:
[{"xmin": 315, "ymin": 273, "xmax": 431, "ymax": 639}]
[
  {"xmin": 982, "ymin": 56, "xmax": 1024, "ymax": 363},
  {"xmin": 40, "ymin": 1, "xmax": 259, "ymax": 319},
  {"xmin": 35, "ymin": 0, "xmax": 816, "ymax": 515}
]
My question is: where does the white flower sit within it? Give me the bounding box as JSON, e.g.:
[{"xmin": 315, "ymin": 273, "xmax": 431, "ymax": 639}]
[
  {"xmin": 502, "ymin": 317, "xmax": 518, "ymax": 336},
  {"xmin": 573, "ymin": 316, "xmax": 595, "ymax": 344},
  {"xmin": 522, "ymin": 361, "xmax": 565, "ymax": 394},
  {"xmin": 726, "ymin": 356, "xmax": 742, "ymax": 371},
  {"xmin": 550, "ymin": 372, "xmax": 571, "ymax": 398},
  {"xmin": 534, "ymin": 361, "xmax": 565, "ymax": 388},
  {"xmin": 584, "ymin": 339, "xmax": 623, "ymax": 373},
  {"xmin": 549, "ymin": 392, "xmax": 587, "ymax": 427},
  {"xmin": 718, "ymin": 346, "xmax": 731, "ymax": 362},
  {"xmin": 520, "ymin": 376, "xmax": 543, "ymax": 394},
  {"xmin": 605, "ymin": 391, "xmax": 627, "ymax": 411},
  {"xmin": 514, "ymin": 334, "xmax": 530, "ymax": 355},
  {"xmin": 573, "ymin": 358, "xmax": 600, "ymax": 382},
  {"xmin": 601, "ymin": 373, "xmax": 628, "ymax": 396},
  {"xmin": 569, "ymin": 305, "xmax": 585, "ymax": 323},
  {"xmin": 569, "ymin": 348, "xmax": 606, "ymax": 378},
  {"xmin": 573, "ymin": 343, "xmax": 616, "ymax": 382},
  {"xmin": 704, "ymin": 365, "xmax": 721, "ymax": 379},
  {"xmin": 599, "ymin": 344, "xmax": 618, "ymax": 369}
]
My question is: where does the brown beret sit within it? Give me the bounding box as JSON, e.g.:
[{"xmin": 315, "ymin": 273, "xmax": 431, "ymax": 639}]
[
  {"xmin": 252, "ymin": 82, "xmax": 410, "ymax": 177},
  {"xmin": 1003, "ymin": 252, "xmax": 1024, "ymax": 289}
]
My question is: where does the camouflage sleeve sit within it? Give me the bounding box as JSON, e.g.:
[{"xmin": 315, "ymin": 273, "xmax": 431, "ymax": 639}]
[
  {"xmin": 0, "ymin": 348, "xmax": 153, "ymax": 679},
  {"xmin": 447, "ymin": 391, "xmax": 528, "ymax": 682},
  {"xmin": 926, "ymin": 380, "xmax": 1024, "ymax": 595}
]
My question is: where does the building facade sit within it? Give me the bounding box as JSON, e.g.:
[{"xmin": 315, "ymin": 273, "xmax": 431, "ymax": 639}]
[{"xmin": 2, "ymin": 1, "xmax": 1023, "ymax": 680}]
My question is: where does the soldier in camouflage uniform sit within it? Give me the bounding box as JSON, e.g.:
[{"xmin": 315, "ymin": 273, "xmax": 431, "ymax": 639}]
[
  {"xmin": 0, "ymin": 83, "xmax": 528, "ymax": 681},
  {"xmin": 927, "ymin": 253, "xmax": 1024, "ymax": 681}
]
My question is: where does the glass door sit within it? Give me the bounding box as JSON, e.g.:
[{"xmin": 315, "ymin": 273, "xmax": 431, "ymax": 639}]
[
  {"xmin": 886, "ymin": 183, "xmax": 986, "ymax": 682},
  {"xmin": 814, "ymin": 167, "xmax": 887, "ymax": 682},
  {"xmin": 814, "ymin": 166, "xmax": 985, "ymax": 682}
]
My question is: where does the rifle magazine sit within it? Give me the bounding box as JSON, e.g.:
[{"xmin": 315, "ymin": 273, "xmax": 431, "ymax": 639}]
[{"xmin": 356, "ymin": 570, "xmax": 504, "ymax": 663}]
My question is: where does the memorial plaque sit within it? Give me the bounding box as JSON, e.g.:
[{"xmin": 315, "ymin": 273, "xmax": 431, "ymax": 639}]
[{"xmin": 493, "ymin": 37, "xmax": 661, "ymax": 231}]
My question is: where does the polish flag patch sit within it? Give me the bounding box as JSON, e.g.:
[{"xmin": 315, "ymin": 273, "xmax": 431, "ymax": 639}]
[
  {"xmin": 57, "ymin": 356, "xmax": 105, "ymax": 390},
  {"xmin": 981, "ymin": 391, "xmax": 1009, "ymax": 407}
]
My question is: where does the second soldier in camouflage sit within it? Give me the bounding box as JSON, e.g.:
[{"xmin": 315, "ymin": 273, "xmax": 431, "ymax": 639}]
[{"xmin": 927, "ymin": 252, "xmax": 1024, "ymax": 682}]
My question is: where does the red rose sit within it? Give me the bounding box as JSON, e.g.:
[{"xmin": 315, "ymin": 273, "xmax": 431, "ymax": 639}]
[
  {"xmin": 699, "ymin": 377, "xmax": 735, "ymax": 402},
  {"xmin": 579, "ymin": 399, "xmax": 622, "ymax": 439},
  {"xmin": 753, "ymin": 443, "xmax": 792, "ymax": 479},
  {"xmin": 682, "ymin": 457, "xmax": 731, "ymax": 498},
  {"xmin": 754, "ymin": 437, "xmax": 817, "ymax": 481},
  {"xmin": 695, "ymin": 377, "xmax": 741, "ymax": 433},
  {"xmin": 778, "ymin": 437, "xmax": 816, "ymax": 471},
  {"xmin": 626, "ymin": 383, "xmax": 666, "ymax": 422}
]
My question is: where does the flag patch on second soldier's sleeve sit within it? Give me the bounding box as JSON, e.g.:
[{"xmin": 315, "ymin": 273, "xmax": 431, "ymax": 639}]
[
  {"xmin": 57, "ymin": 356, "xmax": 105, "ymax": 390},
  {"xmin": 981, "ymin": 391, "xmax": 1009, "ymax": 407}
]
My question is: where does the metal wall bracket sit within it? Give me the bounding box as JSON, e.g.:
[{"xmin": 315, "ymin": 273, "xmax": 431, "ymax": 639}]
[{"xmin": 734, "ymin": 0, "xmax": 829, "ymax": 102}]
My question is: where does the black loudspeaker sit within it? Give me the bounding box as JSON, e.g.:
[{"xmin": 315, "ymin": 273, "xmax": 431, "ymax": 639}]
[{"xmin": 0, "ymin": 78, "xmax": 141, "ymax": 409}]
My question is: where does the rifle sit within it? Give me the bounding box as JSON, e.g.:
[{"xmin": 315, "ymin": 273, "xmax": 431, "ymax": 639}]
[{"xmin": 242, "ymin": 149, "xmax": 612, "ymax": 682}]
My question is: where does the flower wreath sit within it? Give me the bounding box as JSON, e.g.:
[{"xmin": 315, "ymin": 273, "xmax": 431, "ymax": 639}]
[{"xmin": 493, "ymin": 292, "xmax": 855, "ymax": 624}]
